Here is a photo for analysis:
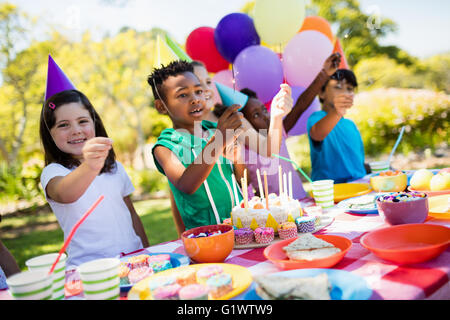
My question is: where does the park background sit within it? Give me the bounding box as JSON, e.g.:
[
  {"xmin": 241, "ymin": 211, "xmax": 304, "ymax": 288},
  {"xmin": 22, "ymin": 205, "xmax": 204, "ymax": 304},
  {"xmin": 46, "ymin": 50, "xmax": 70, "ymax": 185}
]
[{"xmin": 0, "ymin": 0, "xmax": 448, "ymax": 270}]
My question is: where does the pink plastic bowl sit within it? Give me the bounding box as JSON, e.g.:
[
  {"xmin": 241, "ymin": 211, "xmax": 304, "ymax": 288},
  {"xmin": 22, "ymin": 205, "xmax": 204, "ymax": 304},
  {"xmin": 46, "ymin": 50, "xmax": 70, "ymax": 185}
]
[{"xmin": 376, "ymin": 194, "xmax": 429, "ymax": 225}]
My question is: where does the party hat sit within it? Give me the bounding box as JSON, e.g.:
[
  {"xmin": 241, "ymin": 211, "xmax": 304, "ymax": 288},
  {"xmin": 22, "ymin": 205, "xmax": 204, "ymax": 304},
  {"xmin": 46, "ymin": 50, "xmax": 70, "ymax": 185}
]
[
  {"xmin": 215, "ymin": 82, "xmax": 248, "ymax": 110},
  {"xmin": 153, "ymin": 34, "xmax": 179, "ymax": 69},
  {"xmin": 45, "ymin": 55, "xmax": 76, "ymax": 102},
  {"xmin": 333, "ymin": 38, "xmax": 349, "ymax": 69},
  {"xmin": 165, "ymin": 34, "xmax": 192, "ymax": 62}
]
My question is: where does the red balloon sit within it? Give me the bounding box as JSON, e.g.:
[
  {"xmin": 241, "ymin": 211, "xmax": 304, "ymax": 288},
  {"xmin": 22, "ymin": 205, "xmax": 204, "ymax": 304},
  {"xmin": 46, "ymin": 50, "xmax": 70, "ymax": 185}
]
[{"xmin": 186, "ymin": 27, "xmax": 229, "ymax": 73}]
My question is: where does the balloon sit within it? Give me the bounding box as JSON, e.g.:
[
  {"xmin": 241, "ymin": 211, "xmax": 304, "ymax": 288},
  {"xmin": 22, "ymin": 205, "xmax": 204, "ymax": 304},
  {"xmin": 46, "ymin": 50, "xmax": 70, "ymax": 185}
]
[
  {"xmin": 282, "ymin": 30, "xmax": 333, "ymax": 87},
  {"xmin": 153, "ymin": 34, "xmax": 179, "ymax": 69},
  {"xmin": 214, "ymin": 13, "xmax": 260, "ymax": 63},
  {"xmin": 185, "ymin": 27, "xmax": 229, "ymax": 73},
  {"xmin": 234, "ymin": 45, "xmax": 284, "ymax": 103},
  {"xmin": 211, "ymin": 69, "xmax": 234, "ymax": 105},
  {"xmin": 298, "ymin": 16, "xmax": 334, "ymax": 44},
  {"xmin": 254, "ymin": 0, "xmax": 306, "ymax": 46},
  {"xmin": 333, "ymin": 38, "xmax": 349, "ymax": 69},
  {"xmin": 286, "ymin": 86, "xmax": 321, "ymax": 136}
]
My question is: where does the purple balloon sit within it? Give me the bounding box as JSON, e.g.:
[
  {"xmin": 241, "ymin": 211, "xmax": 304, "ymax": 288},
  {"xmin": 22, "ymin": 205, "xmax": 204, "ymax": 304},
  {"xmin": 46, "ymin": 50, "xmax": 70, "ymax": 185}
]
[
  {"xmin": 214, "ymin": 13, "xmax": 260, "ymax": 63},
  {"xmin": 287, "ymin": 86, "xmax": 322, "ymax": 136},
  {"xmin": 234, "ymin": 45, "xmax": 283, "ymax": 103}
]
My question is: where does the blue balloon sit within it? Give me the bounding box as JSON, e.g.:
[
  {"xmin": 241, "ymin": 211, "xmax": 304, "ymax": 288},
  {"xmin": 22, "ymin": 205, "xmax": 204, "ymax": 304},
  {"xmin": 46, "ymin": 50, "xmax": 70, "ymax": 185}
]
[{"xmin": 214, "ymin": 13, "xmax": 260, "ymax": 63}]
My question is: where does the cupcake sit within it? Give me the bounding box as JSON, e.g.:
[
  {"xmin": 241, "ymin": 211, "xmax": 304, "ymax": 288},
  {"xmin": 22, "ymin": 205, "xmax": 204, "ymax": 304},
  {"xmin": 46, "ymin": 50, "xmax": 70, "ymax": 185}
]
[
  {"xmin": 118, "ymin": 263, "xmax": 130, "ymax": 285},
  {"xmin": 196, "ymin": 265, "xmax": 224, "ymax": 284},
  {"xmin": 149, "ymin": 260, "xmax": 172, "ymax": 273},
  {"xmin": 278, "ymin": 222, "xmax": 298, "ymax": 240},
  {"xmin": 206, "ymin": 273, "xmax": 233, "ymax": 299},
  {"xmin": 127, "ymin": 254, "xmax": 149, "ymax": 269},
  {"xmin": 179, "ymin": 284, "xmax": 210, "ymax": 300},
  {"xmin": 254, "ymin": 227, "xmax": 274, "ymax": 244},
  {"xmin": 175, "ymin": 267, "xmax": 197, "ymax": 286},
  {"xmin": 148, "ymin": 276, "xmax": 176, "ymax": 293},
  {"xmin": 295, "ymin": 216, "xmax": 316, "ymax": 233},
  {"xmin": 128, "ymin": 266, "xmax": 153, "ymax": 284},
  {"xmin": 152, "ymin": 283, "xmax": 182, "ymax": 300},
  {"xmin": 234, "ymin": 227, "xmax": 254, "ymax": 245}
]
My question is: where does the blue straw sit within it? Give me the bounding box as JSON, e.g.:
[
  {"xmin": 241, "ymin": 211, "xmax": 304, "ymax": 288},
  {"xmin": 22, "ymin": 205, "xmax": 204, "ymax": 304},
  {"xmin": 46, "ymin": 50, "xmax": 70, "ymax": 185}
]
[{"xmin": 388, "ymin": 126, "xmax": 406, "ymax": 163}]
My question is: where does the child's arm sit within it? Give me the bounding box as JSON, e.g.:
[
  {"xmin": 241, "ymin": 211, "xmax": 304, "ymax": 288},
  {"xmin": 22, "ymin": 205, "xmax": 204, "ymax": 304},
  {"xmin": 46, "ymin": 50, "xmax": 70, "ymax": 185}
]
[
  {"xmin": 283, "ymin": 53, "xmax": 341, "ymax": 133},
  {"xmin": 123, "ymin": 196, "xmax": 150, "ymax": 248},
  {"xmin": 238, "ymin": 85, "xmax": 292, "ymax": 157},
  {"xmin": 154, "ymin": 106, "xmax": 243, "ymax": 195},
  {"xmin": 309, "ymin": 93, "xmax": 354, "ymax": 141},
  {"xmin": 0, "ymin": 240, "xmax": 20, "ymax": 277},
  {"xmin": 45, "ymin": 137, "xmax": 113, "ymax": 203}
]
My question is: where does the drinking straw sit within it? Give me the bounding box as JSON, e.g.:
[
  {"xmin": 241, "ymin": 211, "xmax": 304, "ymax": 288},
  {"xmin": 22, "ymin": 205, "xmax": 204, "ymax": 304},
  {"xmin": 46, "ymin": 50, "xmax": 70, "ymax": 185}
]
[
  {"xmin": 272, "ymin": 153, "xmax": 313, "ymax": 184},
  {"xmin": 48, "ymin": 195, "xmax": 104, "ymax": 275},
  {"xmin": 263, "ymin": 171, "xmax": 269, "ymax": 209},
  {"xmin": 256, "ymin": 168, "xmax": 264, "ymax": 199},
  {"xmin": 231, "ymin": 173, "xmax": 240, "ymax": 207},
  {"xmin": 388, "ymin": 126, "xmax": 406, "ymax": 164},
  {"xmin": 288, "ymin": 171, "xmax": 293, "ymax": 199},
  {"xmin": 278, "ymin": 165, "xmax": 283, "ymax": 196}
]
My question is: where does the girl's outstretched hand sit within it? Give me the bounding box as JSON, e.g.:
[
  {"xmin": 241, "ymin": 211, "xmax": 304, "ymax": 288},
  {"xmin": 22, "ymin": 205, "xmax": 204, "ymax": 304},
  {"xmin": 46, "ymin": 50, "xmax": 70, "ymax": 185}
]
[
  {"xmin": 270, "ymin": 84, "xmax": 293, "ymax": 119},
  {"xmin": 82, "ymin": 137, "xmax": 113, "ymax": 172}
]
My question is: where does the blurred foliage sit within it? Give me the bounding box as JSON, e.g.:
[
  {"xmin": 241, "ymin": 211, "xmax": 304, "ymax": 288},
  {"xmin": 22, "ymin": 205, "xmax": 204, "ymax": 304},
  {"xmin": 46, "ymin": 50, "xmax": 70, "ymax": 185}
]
[{"xmin": 348, "ymin": 88, "xmax": 449, "ymax": 156}]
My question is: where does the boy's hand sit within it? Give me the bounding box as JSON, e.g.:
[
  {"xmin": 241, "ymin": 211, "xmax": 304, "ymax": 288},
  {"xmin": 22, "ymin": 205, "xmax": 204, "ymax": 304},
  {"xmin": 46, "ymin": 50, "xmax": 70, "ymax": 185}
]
[
  {"xmin": 216, "ymin": 104, "xmax": 243, "ymax": 148},
  {"xmin": 223, "ymin": 140, "xmax": 243, "ymax": 164},
  {"xmin": 82, "ymin": 137, "xmax": 113, "ymax": 172},
  {"xmin": 323, "ymin": 52, "xmax": 341, "ymax": 76},
  {"xmin": 270, "ymin": 84, "xmax": 293, "ymax": 119},
  {"xmin": 333, "ymin": 93, "xmax": 353, "ymax": 117}
]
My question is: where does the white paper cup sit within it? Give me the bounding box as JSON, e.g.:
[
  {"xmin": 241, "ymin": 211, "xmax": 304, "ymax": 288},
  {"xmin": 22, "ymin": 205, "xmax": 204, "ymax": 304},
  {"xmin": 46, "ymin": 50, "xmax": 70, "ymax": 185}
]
[
  {"xmin": 312, "ymin": 179, "xmax": 334, "ymax": 208},
  {"xmin": 6, "ymin": 270, "xmax": 53, "ymax": 300},
  {"xmin": 78, "ymin": 258, "xmax": 120, "ymax": 300},
  {"xmin": 369, "ymin": 161, "xmax": 390, "ymax": 173},
  {"xmin": 26, "ymin": 253, "xmax": 67, "ymax": 300}
]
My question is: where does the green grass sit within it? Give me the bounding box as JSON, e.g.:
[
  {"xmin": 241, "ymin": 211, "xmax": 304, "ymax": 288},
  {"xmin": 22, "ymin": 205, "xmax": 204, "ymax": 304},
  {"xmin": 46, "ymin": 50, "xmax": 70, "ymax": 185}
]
[{"xmin": 1, "ymin": 198, "xmax": 177, "ymax": 271}]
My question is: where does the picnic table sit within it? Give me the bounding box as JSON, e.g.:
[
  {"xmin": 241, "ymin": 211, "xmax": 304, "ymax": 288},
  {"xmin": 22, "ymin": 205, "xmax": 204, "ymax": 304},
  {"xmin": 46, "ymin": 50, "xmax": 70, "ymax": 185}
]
[{"xmin": 1, "ymin": 173, "xmax": 449, "ymax": 300}]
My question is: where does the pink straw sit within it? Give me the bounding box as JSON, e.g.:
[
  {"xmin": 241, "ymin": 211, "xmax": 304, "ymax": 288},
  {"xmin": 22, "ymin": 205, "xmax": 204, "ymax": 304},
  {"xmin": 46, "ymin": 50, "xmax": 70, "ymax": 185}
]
[{"xmin": 48, "ymin": 195, "xmax": 104, "ymax": 275}]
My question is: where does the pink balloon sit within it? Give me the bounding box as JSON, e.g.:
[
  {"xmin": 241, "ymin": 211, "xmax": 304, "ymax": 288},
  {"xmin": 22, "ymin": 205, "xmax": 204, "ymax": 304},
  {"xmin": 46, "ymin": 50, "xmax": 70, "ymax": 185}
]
[
  {"xmin": 287, "ymin": 86, "xmax": 322, "ymax": 136},
  {"xmin": 212, "ymin": 69, "xmax": 234, "ymax": 104},
  {"xmin": 282, "ymin": 30, "xmax": 333, "ymax": 87}
]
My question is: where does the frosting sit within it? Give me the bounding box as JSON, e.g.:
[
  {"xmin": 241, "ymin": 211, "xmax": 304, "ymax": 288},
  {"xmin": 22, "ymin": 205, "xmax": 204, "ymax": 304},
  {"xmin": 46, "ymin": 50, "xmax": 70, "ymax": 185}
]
[
  {"xmin": 279, "ymin": 222, "xmax": 297, "ymax": 230},
  {"xmin": 149, "ymin": 260, "xmax": 172, "ymax": 272},
  {"xmin": 197, "ymin": 265, "xmax": 224, "ymax": 279},
  {"xmin": 148, "ymin": 276, "xmax": 175, "ymax": 291},
  {"xmin": 128, "ymin": 266, "xmax": 153, "ymax": 284},
  {"xmin": 206, "ymin": 273, "xmax": 232, "ymax": 288},
  {"xmin": 254, "ymin": 227, "xmax": 274, "ymax": 235},
  {"xmin": 148, "ymin": 254, "xmax": 170, "ymax": 263}
]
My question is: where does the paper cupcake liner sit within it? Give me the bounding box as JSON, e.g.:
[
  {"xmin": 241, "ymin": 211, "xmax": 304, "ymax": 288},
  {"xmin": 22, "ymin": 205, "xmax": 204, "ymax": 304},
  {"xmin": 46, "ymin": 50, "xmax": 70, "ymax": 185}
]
[{"xmin": 254, "ymin": 231, "xmax": 274, "ymax": 244}]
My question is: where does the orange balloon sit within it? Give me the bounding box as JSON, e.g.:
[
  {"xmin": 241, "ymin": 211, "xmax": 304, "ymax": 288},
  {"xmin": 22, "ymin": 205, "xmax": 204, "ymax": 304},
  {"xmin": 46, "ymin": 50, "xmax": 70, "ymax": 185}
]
[
  {"xmin": 333, "ymin": 38, "xmax": 349, "ymax": 69},
  {"xmin": 299, "ymin": 16, "xmax": 334, "ymax": 44}
]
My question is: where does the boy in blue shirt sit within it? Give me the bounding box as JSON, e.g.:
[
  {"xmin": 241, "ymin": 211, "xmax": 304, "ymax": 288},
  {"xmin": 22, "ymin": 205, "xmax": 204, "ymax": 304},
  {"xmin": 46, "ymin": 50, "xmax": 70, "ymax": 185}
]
[{"xmin": 307, "ymin": 69, "xmax": 369, "ymax": 183}]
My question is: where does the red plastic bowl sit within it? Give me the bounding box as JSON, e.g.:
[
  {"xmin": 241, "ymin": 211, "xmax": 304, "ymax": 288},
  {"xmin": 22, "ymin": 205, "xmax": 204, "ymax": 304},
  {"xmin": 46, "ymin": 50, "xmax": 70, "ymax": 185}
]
[
  {"xmin": 181, "ymin": 224, "xmax": 234, "ymax": 263},
  {"xmin": 360, "ymin": 224, "xmax": 450, "ymax": 265},
  {"xmin": 263, "ymin": 235, "xmax": 352, "ymax": 270}
]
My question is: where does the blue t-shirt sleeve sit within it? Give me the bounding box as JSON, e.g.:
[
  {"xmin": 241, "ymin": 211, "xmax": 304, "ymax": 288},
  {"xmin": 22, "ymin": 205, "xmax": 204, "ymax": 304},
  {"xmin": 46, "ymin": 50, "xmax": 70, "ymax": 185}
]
[{"xmin": 307, "ymin": 111, "xmax": 326, "ymax": 150}]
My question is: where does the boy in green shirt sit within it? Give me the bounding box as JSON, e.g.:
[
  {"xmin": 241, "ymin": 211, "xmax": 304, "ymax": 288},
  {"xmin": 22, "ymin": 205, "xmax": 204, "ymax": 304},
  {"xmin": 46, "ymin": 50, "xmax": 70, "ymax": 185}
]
[{"xmin": 148, "ymin": 61, "xmax": 245, "ymax": 230}]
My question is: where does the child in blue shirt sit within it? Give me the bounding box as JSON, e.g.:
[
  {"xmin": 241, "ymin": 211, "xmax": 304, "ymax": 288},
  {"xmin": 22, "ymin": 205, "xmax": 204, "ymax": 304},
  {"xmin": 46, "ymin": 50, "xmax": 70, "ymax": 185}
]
[{"xmin": 307, "ymin": 69, "xmax": 368, "ymax": 183}]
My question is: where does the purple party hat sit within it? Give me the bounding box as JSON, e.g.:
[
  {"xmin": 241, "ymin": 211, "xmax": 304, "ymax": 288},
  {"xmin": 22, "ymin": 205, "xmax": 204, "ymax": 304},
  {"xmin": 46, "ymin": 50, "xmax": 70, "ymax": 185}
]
[{"xmin": 44, "ymin": 55, "xmax": 76, "ymax": 102}]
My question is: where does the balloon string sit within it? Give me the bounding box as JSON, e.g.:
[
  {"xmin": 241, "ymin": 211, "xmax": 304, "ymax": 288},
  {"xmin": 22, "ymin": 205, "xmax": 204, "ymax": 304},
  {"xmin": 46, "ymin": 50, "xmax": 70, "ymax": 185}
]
[
  {"xmin": 279, "ymin": 42, "xmax": 286, "ymax": 84},
  {"xmin": 231, "ymin": 63, "xmax": 236, "ymax": 92}
]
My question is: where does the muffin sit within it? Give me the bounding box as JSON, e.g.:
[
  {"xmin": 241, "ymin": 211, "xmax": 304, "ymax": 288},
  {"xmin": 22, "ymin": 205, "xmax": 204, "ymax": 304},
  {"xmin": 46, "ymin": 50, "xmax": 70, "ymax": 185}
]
[
  {"xmin": 179, "ymin": 284, "xmax": 210, "ymax": 300},
  {"xmin": 234, "ymin": 227, "xmax": 254, "ymax": 245},
  {"xmin": 278, "ymin": 222, "xmax": 298, "ymax": 240},
  {"xmin": 254, "ymin": 227, "xmax": 275, "ymax": 244},
  {"xmin": 295, "ymin": 216, "xmax": 316, "ymax": 233},
  {"xmin": 206, "ymin": 273, "xmax": 233, "ymax": 299}
]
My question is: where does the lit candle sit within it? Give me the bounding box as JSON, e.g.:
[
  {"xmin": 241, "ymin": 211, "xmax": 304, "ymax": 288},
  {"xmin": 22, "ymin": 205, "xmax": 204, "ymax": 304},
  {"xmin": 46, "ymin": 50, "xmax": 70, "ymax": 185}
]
[
  {"xmin": 278, "ymin": 165, "xmax": 283, "ymax": 197},
  {"xmin": 264, "ymin": 171, "xmax": 269, "ymax": 209},
  {"xmin": 289, "ymin": 171, "xmax": 293, "ymax": 199},
  {"xmin": 283, "ymin": 173, "xmax": 287, "ymax": 200}
]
